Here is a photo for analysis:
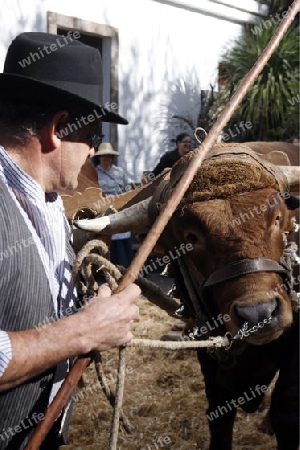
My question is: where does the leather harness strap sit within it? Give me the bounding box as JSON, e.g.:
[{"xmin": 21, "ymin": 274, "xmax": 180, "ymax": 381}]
[
  {"xmin": 203, "ymin": 257, "xmax": 287, "ymax": 289},
  {"xmin": 179, "ymin": 255, "xmax": 290, "ymax": 335}
]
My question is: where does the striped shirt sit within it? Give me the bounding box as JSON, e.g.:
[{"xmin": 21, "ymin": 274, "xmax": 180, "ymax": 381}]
[
  {"xmin": 0, "ymin": 146, "xmax": 77, "ymax": 400},
  {"xmin": 96, "ymin": 164, "xmax": 127, "ymax": 196},
  {"xmin": 0, "ymin": 332, "xmax": 12, "ymax": 378}
]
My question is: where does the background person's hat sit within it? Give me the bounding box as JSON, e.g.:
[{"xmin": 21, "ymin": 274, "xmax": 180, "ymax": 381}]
[
  {"xmin": 0, "ymin": 32, "xmax": 128, "ymax": 125},
  {"xmin": 94, "ymin": 142, "xmax": 120, "ymax": 156}
]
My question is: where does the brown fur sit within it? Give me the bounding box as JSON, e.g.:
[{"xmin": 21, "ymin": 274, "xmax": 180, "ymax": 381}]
[
  {"xmin": 169, "ymin": 145, "xmax": 287, "ymax": 209},
  {"xmin": 245, "ymin": 141, "xmax": 300, "ymax": 166},
  {"xmin": 159, "ymin": 150, "xmax": 299, "ymax": 449},
  {"xmin": 168, "ymin": 187, "xmax": 294, "ymax": 341}
]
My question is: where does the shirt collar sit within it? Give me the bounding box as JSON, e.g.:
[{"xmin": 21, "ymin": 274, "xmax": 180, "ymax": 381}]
[{"xmin": 0, "ymin": 145, "xmax": 58, "ymax": 204}]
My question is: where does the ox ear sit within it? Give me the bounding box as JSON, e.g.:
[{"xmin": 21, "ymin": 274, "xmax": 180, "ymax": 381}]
[{"xmin": 285, "ymin": 195, "xmax": 300, "ymax": 210}]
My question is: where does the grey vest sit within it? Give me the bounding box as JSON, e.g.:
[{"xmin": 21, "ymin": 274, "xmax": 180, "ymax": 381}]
[{"xmin": 0, "ymin": 178, "xmax": 74, "ymax": 450}]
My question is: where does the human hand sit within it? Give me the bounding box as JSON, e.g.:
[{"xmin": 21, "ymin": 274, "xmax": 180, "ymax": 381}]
[
  {"xmin": 78, "ymin": 283, "xmax": 140, "ymax": 353},
  {"xmin": 0, "ymin": 284, "xmax": 140, "ymax": 390}
]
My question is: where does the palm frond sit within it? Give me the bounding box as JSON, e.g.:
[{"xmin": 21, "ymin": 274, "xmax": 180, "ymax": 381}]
[{"xmin": 216, "ymin": 24, "xmax": 299, "ymax": 141}]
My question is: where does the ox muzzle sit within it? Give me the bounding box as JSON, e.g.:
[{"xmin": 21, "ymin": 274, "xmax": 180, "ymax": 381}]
[{"xmin": 201, "ymin": 257, "xmax": 292, "ymax": 342}]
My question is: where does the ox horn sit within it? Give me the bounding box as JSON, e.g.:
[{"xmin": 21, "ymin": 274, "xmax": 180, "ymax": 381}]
[
  {"xmin": 73, "ymin": 197, "xmax": 151, "ymax": 234},
  {"xmin": 279, "ymin": 166, "xmax": 300, "ymax": 187}
]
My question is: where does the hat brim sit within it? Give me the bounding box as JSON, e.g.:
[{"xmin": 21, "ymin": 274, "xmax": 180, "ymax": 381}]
[
  {"xmin": 94, "ymin": 150, "xmax": 120, "ymax": 156},
  {"xmin": 0, "ymin": 73, "xmax": 128, "ymax": 125}
]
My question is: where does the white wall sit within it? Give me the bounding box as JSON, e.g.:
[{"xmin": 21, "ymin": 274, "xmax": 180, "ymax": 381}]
[{"xmin": 0, "ymin": 0, "xmax": 259, "ymax": 180}]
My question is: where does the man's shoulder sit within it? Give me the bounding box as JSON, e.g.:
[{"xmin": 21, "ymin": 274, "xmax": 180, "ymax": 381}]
[
  {"xmin": 161, "ymin": 148, "xmax": 179, "ymax": 162},
  {"xmin": 164, "ymin": 148, "xmax": 178, "ymax": 156}
]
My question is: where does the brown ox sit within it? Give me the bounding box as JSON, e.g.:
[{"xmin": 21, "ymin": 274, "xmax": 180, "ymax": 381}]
[
  {"xmin": 74, "ymin": 144, "xmax": 300, "ymax": 450},
  {"xmin": 245, "ymin": 141, "xmax": 300, "ymax": 166}
]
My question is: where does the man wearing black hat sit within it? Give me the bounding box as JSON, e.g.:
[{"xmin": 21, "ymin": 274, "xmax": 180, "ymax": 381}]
[{"xmin": 0, "ymin": 32, "xmax": 140, "ymax": 450}]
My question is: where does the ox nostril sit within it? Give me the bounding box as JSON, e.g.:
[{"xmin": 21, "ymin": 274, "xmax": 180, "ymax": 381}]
[{"xmin": 235, "ymin": 299, "xmax": 278, "ymax": 328}]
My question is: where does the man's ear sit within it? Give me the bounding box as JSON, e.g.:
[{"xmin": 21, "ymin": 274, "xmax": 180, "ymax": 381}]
[{"xmin": 43, "ymin": 110, "xmax": 70, "ymax": 151}]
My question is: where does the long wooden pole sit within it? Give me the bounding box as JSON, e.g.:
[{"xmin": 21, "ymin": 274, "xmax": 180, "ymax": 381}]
[{"xmin": 25, "ymin": 1, "xmax": 300, "ymax": 448}]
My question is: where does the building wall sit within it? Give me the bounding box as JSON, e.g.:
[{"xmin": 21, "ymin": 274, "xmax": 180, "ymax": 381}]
[{"xmin": 0, "ymin": 0, "xmax": 260, "ymax": 180}]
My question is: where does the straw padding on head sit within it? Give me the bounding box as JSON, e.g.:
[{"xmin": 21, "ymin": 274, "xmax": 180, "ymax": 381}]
[{"xmin": 148, "ymin": 143, "xmax": 290, "ymax": 222}]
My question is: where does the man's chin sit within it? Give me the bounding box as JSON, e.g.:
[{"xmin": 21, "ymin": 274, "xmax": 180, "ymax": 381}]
[{"xmin": 56, "ymin": 181, "xmax": 79, "ymax": 194}]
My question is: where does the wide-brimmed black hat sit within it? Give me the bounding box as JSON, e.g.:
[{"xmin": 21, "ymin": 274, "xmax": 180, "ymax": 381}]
[{"xmin": 0, "ymin": 32, "xmax": 128, "ymax": 125}]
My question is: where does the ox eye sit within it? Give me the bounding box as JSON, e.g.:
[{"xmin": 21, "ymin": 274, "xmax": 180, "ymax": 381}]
[{"xmin": 184, "ymin": 232, "xmax": 198, "ymax": 245}]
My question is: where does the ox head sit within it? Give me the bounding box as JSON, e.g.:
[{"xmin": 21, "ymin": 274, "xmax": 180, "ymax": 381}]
[{"xmin": 75, "ymin": 144, "xmax": 300, "ymax": 345}]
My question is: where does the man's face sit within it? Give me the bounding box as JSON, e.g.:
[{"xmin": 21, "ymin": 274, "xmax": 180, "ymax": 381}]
[
  {"xmin": 60, "ymin": 142, "xmax": 94, "ymax": 191},
  {"xmin": 47, "ymin": 126, "xmax": 99, "ymax": 192},
  {"xmin": 177, "ymin": 137, "xmax": 193, "ymax": 156},
  {"xmin": 99, "ymin": 155, "xmax": 114, "ymax": 168}
]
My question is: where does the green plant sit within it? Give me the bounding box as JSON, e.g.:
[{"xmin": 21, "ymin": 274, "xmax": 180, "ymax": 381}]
[{"xmin": 216, "ymin": 24, "xmax": 299, "ymax": 141}]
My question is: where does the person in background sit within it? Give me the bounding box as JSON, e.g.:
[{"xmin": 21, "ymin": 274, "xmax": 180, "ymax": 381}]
[
  {"xmin": 95, "ymin": 143, "xmax": 134, "ymax": 268},
  {"xmin": 0, "ymin": 32, "xmax": 140, "ymax": 450},
  {"xmin": 152, "ymin": 132, "xmax": 193, "ymax": 281},
  {"xmin": 152, "ymin": 132, "xmax": 193, "ymax": 177}
]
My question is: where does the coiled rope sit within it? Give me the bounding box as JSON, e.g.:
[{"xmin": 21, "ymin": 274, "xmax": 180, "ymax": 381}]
[{"xmin": 72, "ymin": 240, "xmax": 229, "ymax": 450}]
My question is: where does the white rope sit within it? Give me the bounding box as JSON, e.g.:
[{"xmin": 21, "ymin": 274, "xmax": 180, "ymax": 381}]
[
  {"xmin": 73, "ymin": 240, "xmax": 230, "ymax": 450},
  {"xmin": 128, "ymin": 336, "xmax": 229, "ymax": 349}
]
